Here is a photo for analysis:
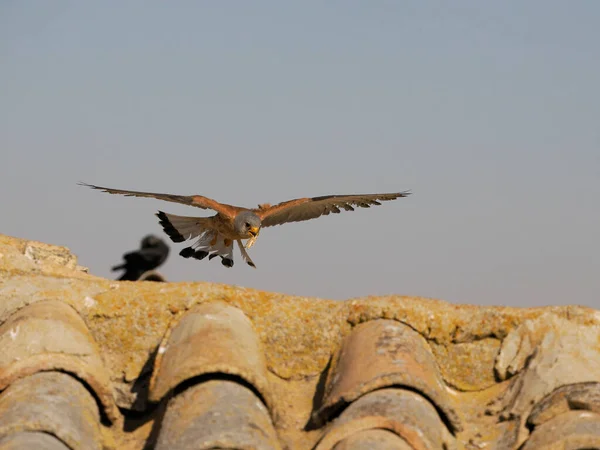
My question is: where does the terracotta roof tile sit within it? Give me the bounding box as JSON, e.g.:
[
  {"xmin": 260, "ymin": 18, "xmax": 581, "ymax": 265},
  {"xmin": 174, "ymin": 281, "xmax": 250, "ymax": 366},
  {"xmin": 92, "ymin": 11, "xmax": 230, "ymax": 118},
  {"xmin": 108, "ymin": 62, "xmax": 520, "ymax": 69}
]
[
  {"xmin": 331, "ymin": 429, "xmax": 412, "ymax": 450},
  {"xmin": 155, "ymin": 380, "xmax": 280, "ymax": 450},
  {"xmin": 0, "ymin": 300, "xmax": 119, "ymax": 423},
  {"xmin": 0, "ymin": 432, "xmax": 71, "ymax": 450},
  {"xmin": 521, "ymin": 410, "xmax": 600, "ymax": 450},
  {"xmin": 487, "ymin": 311, "xmax": 600, "ymax": 443},
  {"xmin": 315, "ymin": 319, "xmax": 462, "ymax": 433},
  {"xmin": 527, "ymin": 382, "xmax": 600, "ymax": 427},
  {"xmin": 149, "ymin": 302, "xmax": 275, "ymax": 416},
  {"xmin": 315, "ymin": 389, "xmax": 456, "ymax": 450},
  {"xmin": 1, "ymin": 234, "xmax": 600, "ymax": 449},
  {"xmin": 0, "ymin": 372, "xmax": 107, "ymax": 449}
]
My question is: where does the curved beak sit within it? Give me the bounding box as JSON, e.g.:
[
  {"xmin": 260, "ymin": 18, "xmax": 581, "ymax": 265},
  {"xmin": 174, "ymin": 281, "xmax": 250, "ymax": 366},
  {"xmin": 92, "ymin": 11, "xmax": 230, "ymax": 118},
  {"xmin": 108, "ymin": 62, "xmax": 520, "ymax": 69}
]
[{"xmin": 249, "ymin": 226, "xmax": 260, "ymax": 237}]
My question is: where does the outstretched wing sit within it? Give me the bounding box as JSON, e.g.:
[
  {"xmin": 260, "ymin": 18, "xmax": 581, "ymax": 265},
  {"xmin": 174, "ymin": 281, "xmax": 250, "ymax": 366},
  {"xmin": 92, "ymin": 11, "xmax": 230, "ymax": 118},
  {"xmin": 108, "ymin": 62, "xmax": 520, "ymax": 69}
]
[
  {"xmin": 79, "ymin": 182, "xmax": 239, "ymax": 217},
  {"xmin": 257, "ymin": 191, "xmax": 410, "ymax": 227}
]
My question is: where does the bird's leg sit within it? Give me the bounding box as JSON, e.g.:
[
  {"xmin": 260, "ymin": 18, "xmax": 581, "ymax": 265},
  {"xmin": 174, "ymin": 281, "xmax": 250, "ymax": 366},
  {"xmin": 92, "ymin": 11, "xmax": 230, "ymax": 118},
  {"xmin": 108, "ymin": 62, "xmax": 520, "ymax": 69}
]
[{"xmin": 237, "ymin": 240, "xmax": 256, "ymax": 268}]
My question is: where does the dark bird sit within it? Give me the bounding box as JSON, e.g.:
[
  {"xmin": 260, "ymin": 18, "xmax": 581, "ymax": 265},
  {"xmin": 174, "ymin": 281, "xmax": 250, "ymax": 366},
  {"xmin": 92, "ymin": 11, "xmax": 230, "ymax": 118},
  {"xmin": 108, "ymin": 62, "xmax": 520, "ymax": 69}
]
[
  {"xmin": 112, "ymin": 235, "xmax": 170, "ymax": 281},
  {"xmin": 81, "ymin": 182, "xmax": 410, "ymax": 269}
]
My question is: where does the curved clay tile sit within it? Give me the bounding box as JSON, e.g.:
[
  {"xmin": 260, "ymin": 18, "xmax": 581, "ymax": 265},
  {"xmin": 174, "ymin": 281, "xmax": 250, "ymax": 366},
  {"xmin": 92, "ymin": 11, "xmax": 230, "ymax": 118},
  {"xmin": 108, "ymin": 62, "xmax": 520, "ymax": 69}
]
[
  {"xmin": 138, "ymin": 270, "xmax": 167, "ymax": 282},
  {"xmin": 0, "ymin": 300, "xmax": 118, "ymax": 423},
  {"xmin": 155, "ymin": 379, "xmax": 281, "ymax": 450},
  {"xmin": 520, "ymin": 410, "xmax": 600, "ymax": 449},
  {"xmin": 149, "ymin": 302, "xmax": 274, "ymax": 415},
  {"xmin": 2, "ymin": 234, "xmax": 600, "ymax": 449},
  {"xmin": 315, "ymin": 319, "xmax": 461, "ymax": 433},
  {"xmin": 332, "ymin": 429, "xmax": 412, "ymax": 450},
  {"xmin": 527, "ymin": 381, "xmax": 600, "ymax": 428},
  {"xmin": 0, "ymin": 432, "xmax": 71, "ymax": 450},
  {"xmin": 314, "ymin": 389, "xmax": 456, "ymax": 450},
  {"xmin": 0, "ymin": 372, "xmax": 106, "ymax": 450},
  {"xmin": 489, "ymin": 312, "xmax": 600, "ymax": 433}
]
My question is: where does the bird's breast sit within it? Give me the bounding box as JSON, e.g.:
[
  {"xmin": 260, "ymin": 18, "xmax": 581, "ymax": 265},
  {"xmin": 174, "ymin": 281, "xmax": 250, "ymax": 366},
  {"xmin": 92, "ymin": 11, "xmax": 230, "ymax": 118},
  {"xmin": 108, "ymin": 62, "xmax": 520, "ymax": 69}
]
[{"xmin": 213, "ymin": 215, "xmax": 244, "ymax": 239}]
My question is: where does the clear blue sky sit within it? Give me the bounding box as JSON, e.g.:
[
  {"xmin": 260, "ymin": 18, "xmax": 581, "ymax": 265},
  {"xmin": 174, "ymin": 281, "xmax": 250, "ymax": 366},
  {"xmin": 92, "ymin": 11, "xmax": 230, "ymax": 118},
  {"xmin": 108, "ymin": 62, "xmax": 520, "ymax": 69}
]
[{"xmin": 2, "ymin": 2, "xmax": 599, "ymax": 307}]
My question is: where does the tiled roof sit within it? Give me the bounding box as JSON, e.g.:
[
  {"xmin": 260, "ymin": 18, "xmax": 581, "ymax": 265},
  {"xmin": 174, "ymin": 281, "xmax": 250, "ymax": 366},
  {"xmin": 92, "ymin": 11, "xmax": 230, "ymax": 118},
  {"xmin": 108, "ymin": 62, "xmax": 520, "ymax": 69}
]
[{"xmin": 1, "ymin": 233, "xmax": 599, "ymax": 449}]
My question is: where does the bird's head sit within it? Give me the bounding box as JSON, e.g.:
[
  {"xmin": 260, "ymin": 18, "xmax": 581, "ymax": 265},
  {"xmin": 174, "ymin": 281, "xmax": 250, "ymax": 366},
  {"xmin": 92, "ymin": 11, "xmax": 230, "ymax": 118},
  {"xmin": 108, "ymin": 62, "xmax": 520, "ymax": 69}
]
[
  {"xmin": 234, "ymin": 211, "xmax": 262, "ymax": 239},
  {"xmin": 141, "ymin": 235, "xmax": 162, "ymax": 248}
]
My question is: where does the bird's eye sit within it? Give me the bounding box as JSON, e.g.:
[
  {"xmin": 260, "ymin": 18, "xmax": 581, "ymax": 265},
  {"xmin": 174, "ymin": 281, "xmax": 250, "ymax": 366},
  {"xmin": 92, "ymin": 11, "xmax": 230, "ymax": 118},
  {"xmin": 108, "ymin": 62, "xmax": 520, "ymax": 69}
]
[{"xmin": 245, "ymin": 222, "xmax": 251, "ymax": 228}]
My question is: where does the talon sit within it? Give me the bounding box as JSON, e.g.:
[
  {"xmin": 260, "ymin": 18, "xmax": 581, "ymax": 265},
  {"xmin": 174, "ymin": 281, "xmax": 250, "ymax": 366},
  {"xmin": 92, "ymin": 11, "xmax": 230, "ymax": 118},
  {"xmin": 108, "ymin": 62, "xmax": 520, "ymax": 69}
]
[
  {"xmin": 179, "ymin": 247, "xmax": 195, "ymax": 258},
  {"xmin": 221, "ymin": 258, "xmax": 234, "ymax": 268},
  {"xmin": 193, "ymin": 250, "xmax": 208, "ymax": 260}
]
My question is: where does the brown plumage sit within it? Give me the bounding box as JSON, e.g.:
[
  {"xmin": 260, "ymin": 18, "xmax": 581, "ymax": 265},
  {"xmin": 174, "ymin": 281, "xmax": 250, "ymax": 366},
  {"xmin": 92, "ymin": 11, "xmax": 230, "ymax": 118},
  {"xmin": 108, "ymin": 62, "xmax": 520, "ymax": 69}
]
[{"xmin": 80, "ymin": 182, "xmax": 410, "ymax": 268}]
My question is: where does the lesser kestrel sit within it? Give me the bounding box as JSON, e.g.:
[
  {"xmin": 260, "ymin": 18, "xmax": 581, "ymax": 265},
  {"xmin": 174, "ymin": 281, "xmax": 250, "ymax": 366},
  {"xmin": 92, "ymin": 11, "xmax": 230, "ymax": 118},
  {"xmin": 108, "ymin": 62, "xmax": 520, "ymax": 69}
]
[{"xmin": 81, "ymin": 183, "xmax": 410, "ymax": 268}]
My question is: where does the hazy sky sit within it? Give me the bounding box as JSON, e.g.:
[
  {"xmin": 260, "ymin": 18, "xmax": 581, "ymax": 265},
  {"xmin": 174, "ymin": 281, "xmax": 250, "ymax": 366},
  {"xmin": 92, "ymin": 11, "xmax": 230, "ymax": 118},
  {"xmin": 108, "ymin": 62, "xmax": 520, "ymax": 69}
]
[{"xmin": 2, "ymin": 2, "xmax": 599, "ymax": 308}]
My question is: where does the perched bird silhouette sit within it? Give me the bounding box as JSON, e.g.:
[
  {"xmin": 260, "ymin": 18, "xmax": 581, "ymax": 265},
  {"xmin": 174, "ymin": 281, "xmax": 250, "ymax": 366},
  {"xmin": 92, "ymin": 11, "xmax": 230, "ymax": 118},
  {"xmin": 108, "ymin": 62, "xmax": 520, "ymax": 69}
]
[
  {"xmin": 112, "ymin": 235, "xmax": 170, "ymax": 281},
  {"xmin": 81, "ymin": 182, "xmax": 410, "ymax": 269}
]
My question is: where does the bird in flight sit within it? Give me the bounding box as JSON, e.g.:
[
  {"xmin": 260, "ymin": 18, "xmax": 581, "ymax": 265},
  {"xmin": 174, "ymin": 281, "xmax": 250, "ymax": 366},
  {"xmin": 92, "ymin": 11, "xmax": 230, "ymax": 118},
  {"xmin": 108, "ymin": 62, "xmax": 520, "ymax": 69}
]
[{"xmin": 80, "ymin": 183, "xmax": 410, "ymax": 268}]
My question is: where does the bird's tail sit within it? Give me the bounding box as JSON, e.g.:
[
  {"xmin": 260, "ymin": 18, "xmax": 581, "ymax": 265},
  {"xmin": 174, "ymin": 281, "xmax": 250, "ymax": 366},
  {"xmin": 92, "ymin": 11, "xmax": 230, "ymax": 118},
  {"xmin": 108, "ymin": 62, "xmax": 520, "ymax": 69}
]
[
  {"xmin": 156, "ymin": 211, "xmax": 209, "ymax": 243},
  {"xmin": 156, "ymin": 211, "xmax": 236, "ymax": 267}
]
